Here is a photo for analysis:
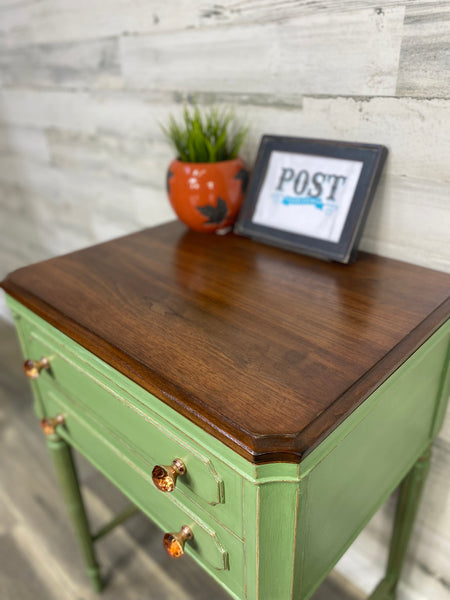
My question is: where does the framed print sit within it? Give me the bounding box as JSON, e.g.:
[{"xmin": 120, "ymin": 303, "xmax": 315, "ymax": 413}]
[{"xmin": 235, "ymin": 136, "xmax": 388, "ymax": 263}]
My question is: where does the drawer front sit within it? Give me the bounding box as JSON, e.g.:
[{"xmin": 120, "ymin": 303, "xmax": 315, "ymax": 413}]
[
  {"xmin": 39, "ymin": 382, "xmax": 244, "ymax": 598},
  {"xmin": 15, "ymin": 311, "xmax": 244, "ymax": 537}
]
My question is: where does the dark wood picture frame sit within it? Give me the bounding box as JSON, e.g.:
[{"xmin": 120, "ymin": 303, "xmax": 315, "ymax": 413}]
[{"xmin": 235, "ymin": 135, "xmax": 388, "ymax": 263}]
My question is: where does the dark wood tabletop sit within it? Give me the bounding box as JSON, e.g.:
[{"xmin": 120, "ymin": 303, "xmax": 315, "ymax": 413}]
[{"xmin": 2, "ymin": 221, "xmax": 449, "ymax": 463}]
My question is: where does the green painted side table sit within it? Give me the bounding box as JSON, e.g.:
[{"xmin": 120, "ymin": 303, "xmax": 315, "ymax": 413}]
[{"xmin": 2, "ymin": 222, "xmax": 449, "ymax": 600}]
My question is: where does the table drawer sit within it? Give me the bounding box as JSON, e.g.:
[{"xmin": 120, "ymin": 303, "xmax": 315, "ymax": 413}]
[
  {"xmin": 38, "ymin": 381, "xmax": 244, "ymax": 598},
  {"xmin": 15, "ymin": 311, "xmax": 244, "ymax": 537}
]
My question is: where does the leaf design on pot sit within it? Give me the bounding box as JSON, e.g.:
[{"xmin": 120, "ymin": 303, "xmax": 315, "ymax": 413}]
[
  {"xmin": 166, "ymin": 169, "xmax": 174, "ymax": 194},
  {"xmin": 234, "ymin": 168, "xmax": 249, "ymax": 194},
  {"xmin": 197, "ymin": 197, "xmax": 228, "ymax": 224}
]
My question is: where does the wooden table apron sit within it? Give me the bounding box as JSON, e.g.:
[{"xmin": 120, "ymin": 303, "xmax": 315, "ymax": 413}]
[{"xmin": 2, "ymin": 222, "xmax": 449, "ymax": 600}]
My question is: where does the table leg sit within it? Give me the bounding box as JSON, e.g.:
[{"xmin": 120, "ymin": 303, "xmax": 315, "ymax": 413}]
[
  {"xmin": 368, "ymin": 446, "xmax": 431, "ymax": 600},
  {"xmin": 46, "ymin": 432, "xmax": 102, "ymax": 592}
]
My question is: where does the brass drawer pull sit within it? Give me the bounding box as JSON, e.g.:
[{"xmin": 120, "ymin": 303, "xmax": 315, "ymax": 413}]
[
  {"xmin": 152, "ymin": 459, "xmax": 186, "ymax": 492},
  {"xmin": 40, "ymin": 414, "xmax": 65, "ymax": 436},
  {"xmin": 163, "ymin": 525, "xmax": 193, "ymax": 558},
  {"xmin": 24, "ymin": 357, "xmax": 50, "ymax": 379}
]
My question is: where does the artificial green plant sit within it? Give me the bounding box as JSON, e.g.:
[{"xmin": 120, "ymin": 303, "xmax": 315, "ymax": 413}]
[{"xmin": 162, "ymin": 104, "xmax": 247, "ymax": 163}]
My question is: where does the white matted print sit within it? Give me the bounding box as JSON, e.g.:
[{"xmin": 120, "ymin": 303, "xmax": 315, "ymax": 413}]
[
  {"xmin": 235, "ymin": 136, "xmax": 388, "ymax": 263},
  {"xmin": 252, "ymin": 151, "xmax": 364, "ymax": 243}
]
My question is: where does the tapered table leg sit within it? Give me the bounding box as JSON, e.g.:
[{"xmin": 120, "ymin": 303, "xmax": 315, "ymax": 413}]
[
  {"xmin": 45, "ymin": 431, "xmax": 102, "ymax": 591},
  {"xmin": 369, "ymin": 446, "xmax": 431, "ymax": 600}
]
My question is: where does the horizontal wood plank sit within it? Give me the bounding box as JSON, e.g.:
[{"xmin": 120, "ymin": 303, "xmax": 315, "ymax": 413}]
[
  {"xmin": 0, "ymin": 1, "xmax": 406, "ymax": 46},
  {"xmin": 120, "ymin": 8, "xmax": 404, "ymax": 97},
  {"xmin": 360, "ymin": 175, "xmax": 450, "ymax": 272},
  {"xmin": 0, "ymin": 125, "xmax": 50, "ymax": 162},
  {"xmin": 2, "ymin": 92, "xmax": 449, "ymax": 184},
  {"xmin": 0, "ymin": 37, "xmax": 121, "ymax": 90},
  {"xmin": 397, "ymin": 2, "xmax": 450, "ymax": 97}
]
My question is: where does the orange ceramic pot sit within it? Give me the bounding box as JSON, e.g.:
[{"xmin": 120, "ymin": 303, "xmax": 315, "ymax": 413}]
[{"xmin": 166, "ymin": 158, "xmax": 248, "ymax": 232}]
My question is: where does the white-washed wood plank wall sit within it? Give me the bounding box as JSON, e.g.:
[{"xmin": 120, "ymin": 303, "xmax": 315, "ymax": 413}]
[{"xmin": 0, "ymin": 2, "xmax": 449, "ymax": 598}]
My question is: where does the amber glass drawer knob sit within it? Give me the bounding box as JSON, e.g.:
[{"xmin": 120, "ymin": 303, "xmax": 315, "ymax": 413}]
[
  {"xmin": 40, "ymin": 414, "xmax": 65, "ymax": 436},
  {"xmin": 163, "ymin": 525, "xmax": 193, "ymax": 558},
  {"xmin": 24, "ymin": 357, "xmax": 50, "ymax": 379},
  {"xmin": 152, "ymin": 459, "xmax": 186, "ymax": 492}
]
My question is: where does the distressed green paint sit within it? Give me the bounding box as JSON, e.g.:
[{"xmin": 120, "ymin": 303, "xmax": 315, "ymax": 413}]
[
  {"xmin": 368, "ymin": 580, "xmax": 396, "ymax": 600},
  {"xmin": 10, "ymin": 311, "xmax": 46, "ymax": 419},
  {"xmin": 369, "ymin": 447, "xmax": 432, "ymax": 600},
  {"xmin": 46, "ymin": 432, "xmax": 102, "ymax": 592},
  {"xmin": 6, "ymin": 294, "xmax": 450, "ymax": 600},
  {"xmin": 41, "ymin": 381, "xmax": 245, "ymax": 597},
  {"xmin": 242, "ymin": 476, "xmax": 259, "ymax": 600},
  {"xmin": 430, "ymin": 330, "xmax": 450, "ymax": 439},
  {"xmin": 30, "ymin": 327, "xmax": 226, "ymax": 505},
  {"xmin": 257, "ymin": 481, "xmax": 299, "ymax": 599},
  {"xmin": 92, "ymin": 504, "xmax": 140, "ymax": 541},
  {"xmin": 242, "ymin": 464, "xmax": 300, "ymax": 600},
  {"xmin": 294, "ymin": 322, "xmax": 450, "ymax": 598}
]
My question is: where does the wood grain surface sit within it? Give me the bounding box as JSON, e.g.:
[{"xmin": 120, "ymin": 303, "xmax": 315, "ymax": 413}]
[{"xmin": 2, "ymin": 222, "xmax": 449, "ymax": 463}]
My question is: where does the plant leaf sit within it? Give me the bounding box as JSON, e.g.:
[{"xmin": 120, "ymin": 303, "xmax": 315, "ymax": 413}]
[{"xmin": 161, "ymin": 103, "xmax": 247, "ymax": 163}]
